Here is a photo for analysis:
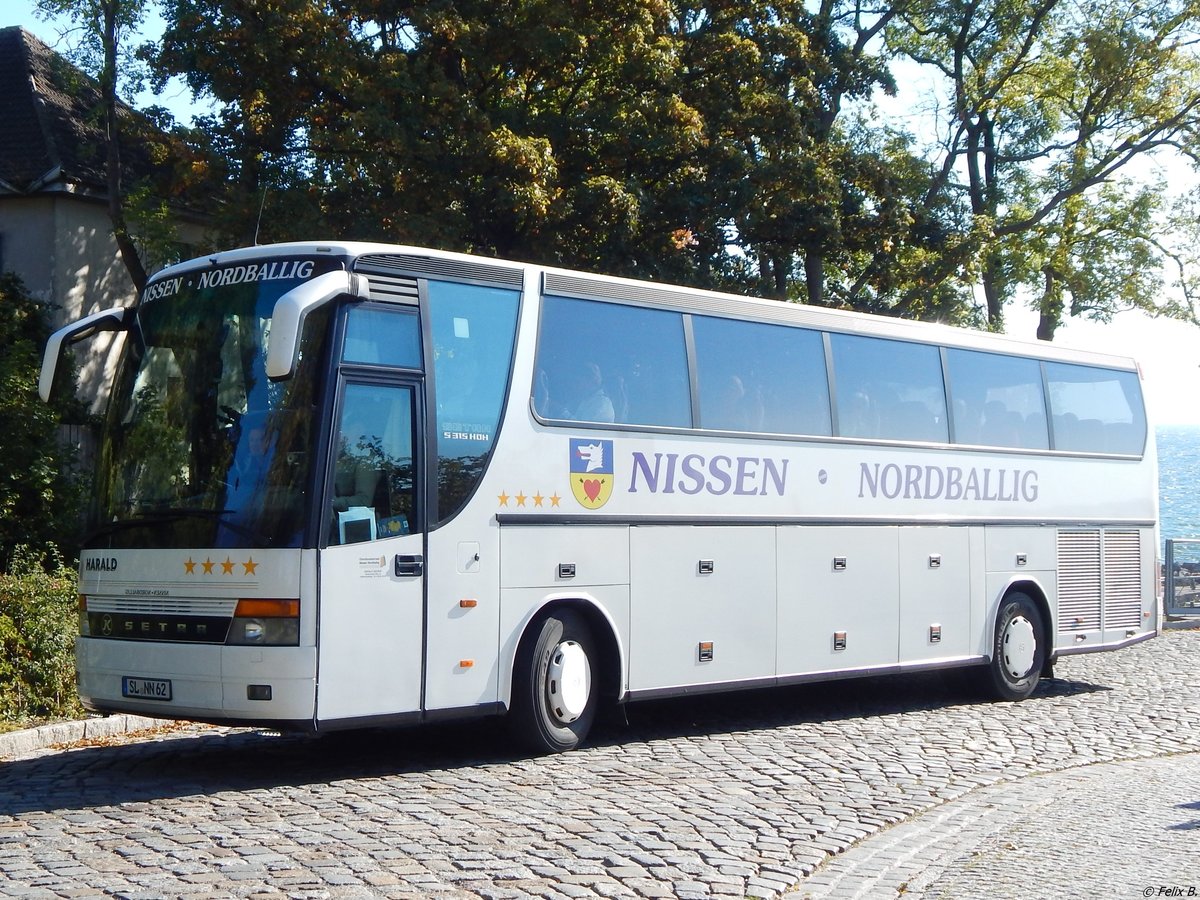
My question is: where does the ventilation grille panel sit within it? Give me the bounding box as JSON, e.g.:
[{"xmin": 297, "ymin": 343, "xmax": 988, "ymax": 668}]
[
  {"xmin": 1103, "ymin": 530, "xmax": 1143, "ymax": 629},
  {"xmin": 1058, "ymin": 530, "xmax": 1102, "ymax": 632},
  {"xmin": 87, "ymin": 597, "xmax": 238, "ymax": 616},
  {"xmin": 361, "ymin": 272, "xmax": 419, "ymax": 304},
  {"xmin": 1057, "ymin": 529, "xmax": 1144, "ymax": 633}
]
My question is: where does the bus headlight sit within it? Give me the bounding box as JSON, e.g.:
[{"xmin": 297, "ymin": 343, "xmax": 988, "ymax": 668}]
[
  {"xmin": 78, "ymin": 595, "xmax": 90, "ymax": 636},
  {"xmin": 226, "ymin": 599, "xmax": 300, "ymax": 646}
]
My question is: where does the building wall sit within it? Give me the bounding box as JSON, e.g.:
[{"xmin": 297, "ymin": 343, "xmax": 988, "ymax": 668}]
[
  {"xmin": 0, "ymin": 195, "xmax": 61, "ymax": 306},
  {"xmin": 1, "ymin": 191, "xmax": 208, "ymax": 414},
  {"xmin": 52, "ymin": 194, "xmax": 137, "ymax": 413}
]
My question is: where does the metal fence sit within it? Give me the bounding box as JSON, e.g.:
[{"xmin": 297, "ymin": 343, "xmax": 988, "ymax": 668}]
[{"xmin": 1164, "ymin": 539, "xmax": 1200, "ymax": 617}]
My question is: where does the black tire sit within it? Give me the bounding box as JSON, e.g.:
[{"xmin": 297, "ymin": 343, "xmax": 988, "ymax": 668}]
[
  {"xmin": 509, "ymin": 609, "xmax": 597, "ymax": 753},
  {"xmin": 982, "ymin": 591, "xmax": 1046, "ymax": 701}
]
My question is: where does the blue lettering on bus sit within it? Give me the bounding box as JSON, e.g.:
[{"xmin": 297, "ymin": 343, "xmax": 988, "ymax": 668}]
[
  {"xmin": 679, "ymin": 454, "xmax": 706, "ymax": 495},
  {"xmin": 707, "ymin": 456, "xmax": 733, "ymax": 495},
  {"xmin": 628, "ymin": 451, "xmax": 789, "ymax": 496},
  {"xmin": 858, "ymin": 462, "xmax": 1038, "ymax": 502}
]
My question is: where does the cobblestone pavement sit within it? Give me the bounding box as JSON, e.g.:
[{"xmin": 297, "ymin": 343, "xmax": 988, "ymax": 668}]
[
  {"xmin": 2, "ymin": 631, "xmax": 1199, "ymax": 899},
  {"xmin": 789, "ymin": 752, "xmax": 1200, "ymax": 899}
]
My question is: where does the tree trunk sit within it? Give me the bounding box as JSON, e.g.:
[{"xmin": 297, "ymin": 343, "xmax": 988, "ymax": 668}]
[
  {"xmin": 982, "ymin": 252, "xmax": 1004, "ymax": 331},
  {"xmin": 101, "ymin": 1, "xmax": 147, "ymax": 293},
  {"xmin": 1037, "ymin": 266, "xmax": 1063, "ymax": 341},
  {"xmin": 804, "ymin": 249, "xmax": 823, "ymax": 305},
  {"xmin": 1036, "ymin": 309, "xmax": 1058, "ymax": 341}
]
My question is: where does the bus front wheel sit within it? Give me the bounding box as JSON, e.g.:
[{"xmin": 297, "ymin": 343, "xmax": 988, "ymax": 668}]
[
  {"xmin": 509, "ymin": 609, "xmax": 597, "ymax": 753},
  {"xmin": 983, "ymin": 591, "xmax": 1046, "ymax": 701}
]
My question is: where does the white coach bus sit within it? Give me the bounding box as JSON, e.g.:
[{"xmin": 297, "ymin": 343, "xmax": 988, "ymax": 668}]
[{"xmin": 41, "ymin": 242, "xmax": 1158, "ymax": 752}]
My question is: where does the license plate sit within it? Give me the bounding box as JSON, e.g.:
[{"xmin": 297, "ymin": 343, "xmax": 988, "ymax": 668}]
[{"xmin": 121, "ymin": 676, "xmax": 172, "ymax": 701}]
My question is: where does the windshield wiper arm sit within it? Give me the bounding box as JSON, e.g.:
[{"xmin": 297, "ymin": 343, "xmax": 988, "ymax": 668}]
[
  {"xmin": 83, "ymin": 508, "xmax": 270, "ymax": 547},
  {"xmin": 83, "ymin": 512, "xmax": 197, "ymax": 544}
]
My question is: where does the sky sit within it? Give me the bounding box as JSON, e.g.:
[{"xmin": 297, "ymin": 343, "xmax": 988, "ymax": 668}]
[
  {"xmin": 11, "ymin": 2, "xmax": 204, "ymax": 122},
  {"xmin": 10, "ymin": 3, "xmax": 1200, "ymax": 426}
]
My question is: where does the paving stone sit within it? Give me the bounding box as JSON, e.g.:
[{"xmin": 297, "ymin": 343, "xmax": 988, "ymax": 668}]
[{"xmin": 2, "ymin": 632, "xmax": 1200, "ymax": 899}]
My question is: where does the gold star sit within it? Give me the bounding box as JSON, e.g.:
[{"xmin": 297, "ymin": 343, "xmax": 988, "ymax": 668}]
[
  {"xmin": 533, "ymin": 492, "xmax": 544, "ymax": 507},
  {"xmin": 515, "ymin": 492, "xmax": 527, "ymax": 507},
  {"xmin": 202, "ymin": 558, "xmax": 215, "ymax": 574},
  {"xmin": 550, "ymin": 493, "xmax": 561, "ymax": 507},
  {"xmin": 498, "ymin": 491, "xmax": 509, "ymax": 506},
  {"xmin": 184, "ymin": 558, "xmax": 196, "ymax": 574},
  {"xmin": 221, "ymin": 557, "xmax": 235, "ymax": 575},
  {"xmin": 242, "ymin": 557, "xmax": 258, "ymax": 575}
]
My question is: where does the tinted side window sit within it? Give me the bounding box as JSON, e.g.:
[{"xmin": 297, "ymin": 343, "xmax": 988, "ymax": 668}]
[
  {"xmin": 1045, "ymin": 363, "xmax": 1146, "ymax": 454},
  {"xmin": 945, "ymin": 349, "xmax": 1048, "ymax": 449},
  {"xmin": 693, "ymin": 316, "xmax": 831, "ymax": 435},
  {"xmin": 343, "ymin": 307, "xmax": 422, "ymax": 368},
  {"xmin": 535, "ymin": 296, "xmax": 691, "ymax": 428},
  {"xmin": 329, "ymin": 382, "xmax": 417, "ymax": 545},
  {"xmin": 830, "ymin": 334, "xmax": 948, "ymax": 442},
  {"xmin": 428, "ymin": 281, "xmax": 520, "ymax": 522}
]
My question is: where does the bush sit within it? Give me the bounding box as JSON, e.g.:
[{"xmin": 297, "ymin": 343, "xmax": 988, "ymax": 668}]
[
  {"xmin": 0, "ymin": 275, "xmax": 89, "ymax": 730},
  {"xmin": 0, "ymin": 272, "xmax": 87, "ymax": 573},
  {"xmin": 0, "ymin": 547, "xmax": 84, "ymax": 729}
]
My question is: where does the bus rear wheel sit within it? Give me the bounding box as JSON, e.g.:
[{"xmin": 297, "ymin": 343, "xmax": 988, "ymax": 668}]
[
  {"xmin": 509, "ymin": 609, "xmax": 597, "ymax": 753},
  {"xmin": 983, "ymin": 591, "xmax": 1046, "ymax": 701}
]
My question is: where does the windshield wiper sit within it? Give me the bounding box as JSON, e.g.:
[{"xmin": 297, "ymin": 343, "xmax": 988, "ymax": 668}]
[{"xmin": 83, "ymin": 508, "xmax": 271, "ymax": 547}]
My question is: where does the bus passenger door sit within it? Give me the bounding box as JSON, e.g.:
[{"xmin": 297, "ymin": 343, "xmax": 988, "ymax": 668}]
[{"xmin": 317, "ymin": 380, "xmax": 425, "ymax": 724}]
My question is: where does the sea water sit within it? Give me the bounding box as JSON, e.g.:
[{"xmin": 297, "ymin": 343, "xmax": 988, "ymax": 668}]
[{"xmin": 1158, "ymin": 425, "xmax": 1200, "ymax": 543}]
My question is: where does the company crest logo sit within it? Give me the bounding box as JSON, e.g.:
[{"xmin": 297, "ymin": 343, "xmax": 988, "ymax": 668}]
[{"xmin": 569, "ymin": 438, "xmax": 614, "ymax": 509}]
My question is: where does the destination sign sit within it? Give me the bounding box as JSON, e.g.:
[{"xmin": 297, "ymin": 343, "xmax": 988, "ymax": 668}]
[{"xmin": 142, "ymin": 258, "xmax": 332, "ymax": 304}]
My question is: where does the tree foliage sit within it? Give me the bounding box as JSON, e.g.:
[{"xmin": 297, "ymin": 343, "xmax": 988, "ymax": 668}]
[
  {"xmin": 135, "ymin": 0, "xmax": 1200, "ymax": 333},
  {"xmin": 0, "ymin": 275, "xmax": 87, "ymax": 574},
  {"xmin": 148, "ymin": 1, "xmax": 953, "ymax": 306},
  {"xmin": 892, "ymin": 0, "xmax": 1200, "ymax": 335},
  {"xmin": 35, "ymin": 0, "xmax": 155, "ymax": 290}
]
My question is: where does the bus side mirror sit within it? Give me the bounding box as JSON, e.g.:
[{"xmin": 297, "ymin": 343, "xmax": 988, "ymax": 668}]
[
  {"xmin": 39, "ymin": 306, "xmax": 128, "ymax": 402},
  {"xmin": 266, "ymin": 271, "xmax": 371, "ymax": 381}
]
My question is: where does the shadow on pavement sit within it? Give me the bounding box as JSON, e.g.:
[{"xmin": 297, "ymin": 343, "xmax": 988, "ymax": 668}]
[
  {"xmin": 0, "ymin": 670, "xmax": 1109, "ymax": 815},
  {"xmin": 606, "ymin": 668, "xmax": 1108, "ymax": 741},
  {"xmin": 1169, "ymin": 799, "xmax": 1200, "ymax": 831}
]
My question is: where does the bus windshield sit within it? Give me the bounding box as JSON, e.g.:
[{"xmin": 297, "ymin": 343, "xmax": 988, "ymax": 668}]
[{"xmin": 89, "ymin": 258, "xmax": 340, "ymax": 549}]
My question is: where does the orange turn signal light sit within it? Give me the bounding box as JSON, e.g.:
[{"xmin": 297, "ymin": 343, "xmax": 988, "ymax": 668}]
[{"xmin": 235, "ymin": 599, "xmax": 299, "ymax": 618}]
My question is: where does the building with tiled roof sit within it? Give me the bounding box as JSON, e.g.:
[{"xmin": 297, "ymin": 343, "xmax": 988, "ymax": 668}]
[
  {"xmin": 0, "ymin": 25, "xmax": 112, "ymax": 194},
  {"xmin": 0, "ymin": 25, "xmax": 206, "ymax": 410}
]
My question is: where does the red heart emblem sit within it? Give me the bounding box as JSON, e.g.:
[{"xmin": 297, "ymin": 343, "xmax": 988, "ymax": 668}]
[{"xmin": 583, "ymin": 478, "xmax": 603, "ymax": 502}]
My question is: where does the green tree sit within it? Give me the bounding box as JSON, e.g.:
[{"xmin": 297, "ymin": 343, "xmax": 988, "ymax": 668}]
[
  {"xmin": 638, "ymin": 2, "xmax": 954, "ymax": 311},
  {"xmin": 150, "ymin": 0, "xmax": 953, "ymax": 313},
  {"xmin": 35, "ymin": 0, "xmax": 157, "ymax": 290},
  {"xmin": 0, "ymin": 275, "xmax": 86, "ymax": 574},
  {"xmin": 1157, "ymin": 189, "xmax": 1200, "ymax": 320},
  {"xmin": 152, "ymin": 0, "xmax": 346, "ymax": 246},
  {"xmin": 892, "ymin": 0, "xmax": 1200, "ymax": 335},
  {"xmin": 152, "ymin": 0, "xmax": 699, "ymax": 267},
  {"xmin": 150, "ymin": 0, "xmax": 1003, "ymax": 329}
]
